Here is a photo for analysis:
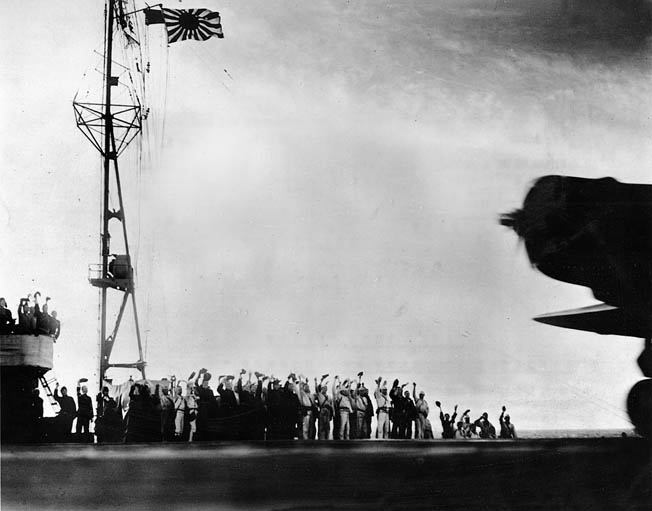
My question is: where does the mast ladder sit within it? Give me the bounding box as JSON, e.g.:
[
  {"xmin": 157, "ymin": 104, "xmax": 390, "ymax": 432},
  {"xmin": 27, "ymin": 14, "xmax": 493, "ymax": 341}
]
[{"xmin": 39, "ymin": 372, "xmax": 61, "ymax": 414}]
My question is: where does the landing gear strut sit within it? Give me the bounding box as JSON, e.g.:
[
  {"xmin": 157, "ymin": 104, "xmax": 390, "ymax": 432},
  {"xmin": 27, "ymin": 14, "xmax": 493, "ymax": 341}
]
[{"xmin": 627, "ymin": 338, "xmax": 652, "ymax": 438}]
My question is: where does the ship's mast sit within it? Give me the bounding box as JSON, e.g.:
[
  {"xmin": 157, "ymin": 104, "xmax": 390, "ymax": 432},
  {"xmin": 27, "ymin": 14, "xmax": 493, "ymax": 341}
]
[
  {"xmin": 73, "ymin": 0, "xmax": 146, "ymax": 390},
  {"xmin": 100, "ymin": 0, "xmax": 115, "ymax": 389}
]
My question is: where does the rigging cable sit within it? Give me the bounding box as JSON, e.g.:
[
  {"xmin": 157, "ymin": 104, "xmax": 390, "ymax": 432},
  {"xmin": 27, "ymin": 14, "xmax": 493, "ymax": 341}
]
[{"xmin": 189, "ymin": 43, "xmax": 232, "ymax": 93}]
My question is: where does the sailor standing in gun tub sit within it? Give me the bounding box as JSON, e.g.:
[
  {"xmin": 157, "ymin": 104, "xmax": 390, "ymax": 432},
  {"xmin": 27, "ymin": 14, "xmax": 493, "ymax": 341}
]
[
  {"xmin": 437, "ymin": 401, "xmax": 458, "ymax": 439},
  {"xmin": 499, "ymin": 406, "xmax": 517, "ymax": 439}
]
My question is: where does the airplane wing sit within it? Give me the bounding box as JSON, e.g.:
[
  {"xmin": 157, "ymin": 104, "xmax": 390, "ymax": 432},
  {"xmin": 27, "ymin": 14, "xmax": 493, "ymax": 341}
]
[{"xmin": 534, "ymin": 303, "xmax": 652, "ymax": 338}]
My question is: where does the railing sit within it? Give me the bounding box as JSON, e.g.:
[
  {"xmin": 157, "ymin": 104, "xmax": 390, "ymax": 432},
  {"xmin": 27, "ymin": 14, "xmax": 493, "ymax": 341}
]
[
  {"xmin": 88, "ymin": 261, "xmax": 134, "ymax": 291},
  {"xmin": 88, "ymin": 264, "xmax": 104, "ymax": 282}
]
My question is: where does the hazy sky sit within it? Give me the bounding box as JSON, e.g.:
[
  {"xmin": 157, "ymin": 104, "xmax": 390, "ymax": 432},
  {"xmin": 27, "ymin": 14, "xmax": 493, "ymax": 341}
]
[{"xmin": 2, "ymin": 0, "xmax": 651, "ymax": 430}]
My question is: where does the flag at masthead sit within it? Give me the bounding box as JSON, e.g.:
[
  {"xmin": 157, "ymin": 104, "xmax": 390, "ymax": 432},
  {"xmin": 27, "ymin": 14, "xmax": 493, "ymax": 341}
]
[{"xmin": 145, "ymin": 8, "xmax": 224, "ymax": 43}]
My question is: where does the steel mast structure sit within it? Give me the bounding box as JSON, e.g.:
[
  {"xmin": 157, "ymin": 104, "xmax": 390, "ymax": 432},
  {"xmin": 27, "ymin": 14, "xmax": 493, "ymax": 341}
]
[{"xmin": 73, "ymin": 0, "xmax": 146, "ymax": 389}]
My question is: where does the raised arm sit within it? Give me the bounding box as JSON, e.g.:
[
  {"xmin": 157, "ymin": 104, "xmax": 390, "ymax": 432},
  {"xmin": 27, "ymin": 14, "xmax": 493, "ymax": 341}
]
[
  {"xmin": 255, "ymin": 374, "xmax": 263, "ymax": 400},
  {"xmin": 436, "ymin": 400, "xmax": 444, "ymax": 420},
  {"xmin": 217, "ymin": 377, "xmax": 226, "ymax": 397},
  {"xmin": 332, "ymin": 376, "xmax": 339, "ymax": 400}
]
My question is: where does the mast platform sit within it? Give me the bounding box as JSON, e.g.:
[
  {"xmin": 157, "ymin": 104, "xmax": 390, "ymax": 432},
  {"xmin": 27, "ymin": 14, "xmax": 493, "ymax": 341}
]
[{"xmin": 88, "ymin": 258, "xmax": 134, "ymax": 291}]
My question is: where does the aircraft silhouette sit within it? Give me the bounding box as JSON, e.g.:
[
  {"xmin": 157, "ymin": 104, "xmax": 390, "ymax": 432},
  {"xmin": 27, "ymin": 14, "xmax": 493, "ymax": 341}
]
[{"xmin": 501, "ymin": 175, "xmax": 652, "ymax": 437}]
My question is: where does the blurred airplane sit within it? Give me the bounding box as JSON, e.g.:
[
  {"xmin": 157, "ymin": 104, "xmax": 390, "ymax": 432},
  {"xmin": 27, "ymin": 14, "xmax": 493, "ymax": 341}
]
[{"xmin": 501, "ymin": 175, "xmax": 652, "ymax": 437}]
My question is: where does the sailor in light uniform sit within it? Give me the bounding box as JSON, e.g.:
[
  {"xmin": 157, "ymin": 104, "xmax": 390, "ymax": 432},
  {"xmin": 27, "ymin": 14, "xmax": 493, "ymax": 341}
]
[
  {"xmin": 185, "ymin": 384, "xmax": 198, "ymax": 442},
  {"xmin": 413, "ymin": 383, "xmax": 429, "ymax": 440},
  {"xmin": 334, "ymin": 376, "xmax": 353, "ymax": 440},
  {"xmin": 374, "ymin": 377, "xmax": 391, "ymax": 439},
  {"xmin": 296, "ymin": 376, "xmax": 315, "ymax": 440},
  {"xmin": 173, "ymin": 385, "xmax": 186, "ymax": 438}
]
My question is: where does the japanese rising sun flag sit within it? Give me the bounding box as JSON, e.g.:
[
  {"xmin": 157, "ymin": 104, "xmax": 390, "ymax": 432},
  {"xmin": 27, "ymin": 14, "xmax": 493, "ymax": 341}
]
[{"xmin": 145, "ymin": 8, "xmax": 224, "ymax": 43}]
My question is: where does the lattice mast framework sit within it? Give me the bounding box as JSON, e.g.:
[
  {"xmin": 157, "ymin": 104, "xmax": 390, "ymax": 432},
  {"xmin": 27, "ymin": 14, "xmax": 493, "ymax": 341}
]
[{"xmin": 73, "ymin": 0, "xmax": 146, "ymax": 390}]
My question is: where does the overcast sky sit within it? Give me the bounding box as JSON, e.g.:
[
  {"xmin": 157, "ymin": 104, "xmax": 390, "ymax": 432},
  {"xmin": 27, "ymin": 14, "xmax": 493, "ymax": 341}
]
[{"xmin": 2, "ymin": 0, "xmax": 651, "ymax": 430}]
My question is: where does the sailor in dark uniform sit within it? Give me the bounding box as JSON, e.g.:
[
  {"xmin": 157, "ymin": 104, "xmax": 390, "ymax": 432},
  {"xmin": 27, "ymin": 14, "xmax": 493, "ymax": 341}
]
[
  {"xmin": 195, "ymin": 369, "xmax": 217, "ymax": 440},
  {"xmin": 159, "ymin": 384, "xmax": 175, "ymax": 441},
  {"xmin": 266, "ymin": 377, "xmax": 284, "ymax": 440},
  {"xmin": 437, "ymin": 401, "xmax": 458, "ymax": 439},
  {"xmin": 401, "ymin": 390, "xmax": 416, "ymax": 439},
  {"xmin": 95, "ymin": 386, "xmax": 111, "ymax": 442},
  {"xmin": 474, "ymin": 411, "xmax": 496, "ymax": 439},
  {"xmin": 316, "ymin": 376, "xmax": 333, "ymax": 440},
  {"xmin": 217, "ymin": 374, "xmax": 239, "ymax": 439},
  {"xmin": 0, "ymin": 297, "xmax": 15, "ymax": 333},
  {"xmin": 54, "ymin": 383, "xmax": 77, "ymax": 441},
  {"xmin": 76, "ymin": 379, "xmax": 94, "ymax": 442},
  {"xmin": 389, "ymin": 379, "xmax": 402, "ymax": 438}
]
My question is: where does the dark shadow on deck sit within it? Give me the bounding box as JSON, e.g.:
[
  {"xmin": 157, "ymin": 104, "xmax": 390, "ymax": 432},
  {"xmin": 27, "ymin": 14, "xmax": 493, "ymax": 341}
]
[{"xmin": 2, "ymin": 438, "xmax": 651, "ymax": 510}]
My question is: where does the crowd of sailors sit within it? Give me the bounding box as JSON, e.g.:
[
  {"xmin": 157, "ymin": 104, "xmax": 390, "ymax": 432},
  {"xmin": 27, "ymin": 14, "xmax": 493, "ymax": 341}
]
[
  {"xmin": 0, "ymin": 293, "xmax": 61, "ymax": 339},
  {"xmin": 53, "ymin": 369, "xmax": 516, "ymax": 443}
]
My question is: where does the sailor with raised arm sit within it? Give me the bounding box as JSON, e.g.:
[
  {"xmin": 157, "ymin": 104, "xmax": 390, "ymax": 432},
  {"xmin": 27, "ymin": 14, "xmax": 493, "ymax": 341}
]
[
  {"xmin": 331, "ymin": 376, "xmax": 341, "ymax": 439},
  {"xmin": 413, "ymin": 383, "xmax": 429, "ymax": 439},
  {"xmin": 499, "ymin": 406, "xmax": 517, "ymax": 439},
  {"xmin": 374, "ymin": 376, "xmax": 391, "ymax": 439},
  {"xmin": 316, "ymin": 374, "xmax": 333, "ymax": 440},
  {"xmin": 473, "ymin": 411, "xmax": 496, "ymax": 439},
  {"xmin": 458, "ymin": 409, "xmax": 473, "ymax": 438},
  {"xmin": 54, "ymin": 382, "xmax": 76, "ymax": 441},
  {"xmin": 173, "ymin": 384, "xmax": 186, "ymax": 439},
  {"xmin": 185, "ymin": 384, "xmax": 198, "ymax": 442},
  {"xmin": 335, "ymin": 376, "xmax": 353, "ymax": 440},
  {"xmin": 296, "ymin": 374, "xmax": 315, "ymax": 440},
  {"xmin": 437, "ymin": 401, "xmax": 458, "ymax": 439}
]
